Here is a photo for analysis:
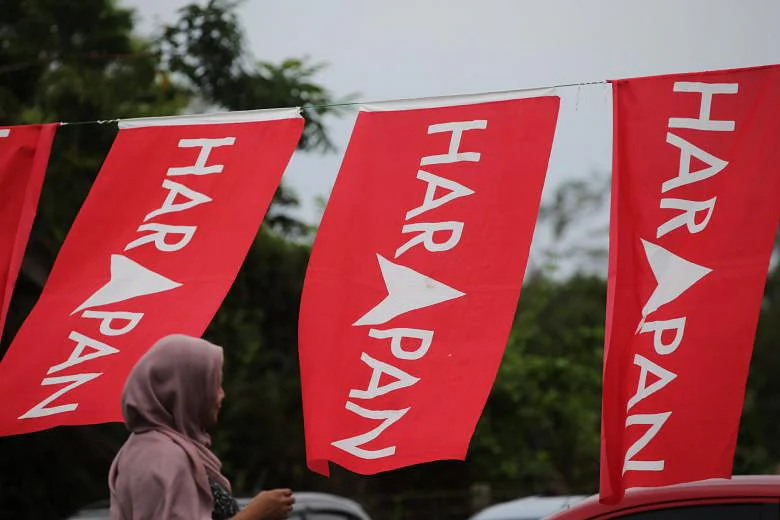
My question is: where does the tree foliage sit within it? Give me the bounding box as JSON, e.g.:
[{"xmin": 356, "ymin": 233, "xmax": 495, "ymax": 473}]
[
  {"xmin": 158, "ymin": 0, "xmax": 347, "ymax": 153},
  {"xmin": 471, "ymin": 275, "xmax": 605, "ymax": 495},
  {"xmin": 735, "ymin": 234, "xmax": 780, "ymax": 475}
]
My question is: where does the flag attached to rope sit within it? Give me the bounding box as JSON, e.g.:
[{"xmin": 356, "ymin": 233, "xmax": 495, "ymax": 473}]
[
  {"xmin": 0, "ymin": 110, "xmax": 303, "ymax": 436},
  {"xmin": 0, "ymin": 123, "xmax": 57, "ymax": 341},
  {"xmin": 299, "ymin": 92, "xmax": 560, "ymax": 475},
  {"xmin": 601, "ymin": 65, "xmax": 780, "ymax": 502}
]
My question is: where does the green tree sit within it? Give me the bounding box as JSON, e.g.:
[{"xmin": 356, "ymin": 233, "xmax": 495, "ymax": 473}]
[
  {"xmin": 159, "ymin": 0, "xmax": 342, "ymax": 152},
  {"xmin": 735, "ymin": 234, "xmax": 780, "ymax": 475},
  {"xmin": 158, "ymin": 0, "xmax": 353, "ymax": 238},
  {"xmin": 470, "ymin": 275, "xmax": 605, "ymax": 497}
]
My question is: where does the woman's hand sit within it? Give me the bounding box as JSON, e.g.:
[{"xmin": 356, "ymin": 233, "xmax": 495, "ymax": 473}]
[{"xmin": 235, "ymin": 488, "xmax": 295, "ymax": 520}]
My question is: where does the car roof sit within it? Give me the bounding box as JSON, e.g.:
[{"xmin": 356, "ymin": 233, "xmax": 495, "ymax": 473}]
[
  {"xmin": 69, "ymin": 491, "xmax": 372, "ymax": 520},
  {"xmin": 548, "ymin": 475, "xmax": 780, "ymax": 519},
  {"xmin": 470, "ymin": 495, "xmax": 588, "ymax": 520},
  {"xmin": 237, "ymin": 491, "xmax": 371, "ymax": 519}
]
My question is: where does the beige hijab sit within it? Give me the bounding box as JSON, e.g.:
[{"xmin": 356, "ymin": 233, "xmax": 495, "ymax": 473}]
[{"xmin": 109, "ymin": 334, "xmax": 230, "ymax": 520}]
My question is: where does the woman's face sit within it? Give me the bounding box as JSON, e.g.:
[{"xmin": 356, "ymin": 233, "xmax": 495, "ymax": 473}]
[{"xmin": 207, "ymin": 373, "xmax": 225, "ymax": 427}]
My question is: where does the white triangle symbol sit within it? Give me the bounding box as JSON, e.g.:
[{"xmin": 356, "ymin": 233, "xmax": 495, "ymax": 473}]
[
  {"xmin": 72, "ymin": 254, "xmax": 182, "ymax": 314},
  {"xmin": 639, "ymin": 239, "xmax": 712, "ymax": 325},
  {"xmin": 353, "ymin": 254, "xmax": 465, "ymax": 327}
]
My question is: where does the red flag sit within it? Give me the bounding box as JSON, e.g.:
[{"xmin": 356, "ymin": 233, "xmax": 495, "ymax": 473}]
[
  {"xmin": 0, "ymin": 123, "xmax": 56, "ymax": 340},
  {"xmin": 601, "ymin": 65, "xmax": 780, "ymax": 502},
  {"xmin": 299, "ymin": 92, "xmax": 560, "ymax": 475},
  {"xmin": 0, "ymin": 110, "xmax": 302, "ymax": 436}
]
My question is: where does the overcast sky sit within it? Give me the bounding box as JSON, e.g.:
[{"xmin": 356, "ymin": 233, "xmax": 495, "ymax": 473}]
[{"xmin": 124, "ymin": 0, "xmax": 780, "ymax": 273}]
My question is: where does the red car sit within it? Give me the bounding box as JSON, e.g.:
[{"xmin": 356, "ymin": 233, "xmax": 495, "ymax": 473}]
[{"xmin": 548, "ymin": 475, "xmax": 780, "ymax": 519}]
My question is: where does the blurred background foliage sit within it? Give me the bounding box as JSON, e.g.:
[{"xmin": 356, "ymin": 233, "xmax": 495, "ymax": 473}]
[{"xmin": 0, "ymin": 1, "xmax": 778, "ymax": 518}]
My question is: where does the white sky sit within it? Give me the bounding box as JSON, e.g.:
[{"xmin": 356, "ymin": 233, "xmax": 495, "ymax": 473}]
[{"xmin": 124, "ymin": 0, "xmax": 780, "ymax": 274}]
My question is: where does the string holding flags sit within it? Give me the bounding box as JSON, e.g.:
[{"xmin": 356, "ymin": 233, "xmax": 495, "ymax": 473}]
[{"xmin": 22, "ymin": 79, "xmax": 609, "ymax": 128}]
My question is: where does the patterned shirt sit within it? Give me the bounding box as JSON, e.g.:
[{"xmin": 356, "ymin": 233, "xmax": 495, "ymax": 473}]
[{"xmin": 209, "ymin": 476, "xmax": 240, "ymax": 520}]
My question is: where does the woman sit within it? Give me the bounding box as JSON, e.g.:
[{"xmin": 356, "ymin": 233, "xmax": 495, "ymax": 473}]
[{"xmin": 109, "ymin": 334, "xmax": 294, "ymax": 520}]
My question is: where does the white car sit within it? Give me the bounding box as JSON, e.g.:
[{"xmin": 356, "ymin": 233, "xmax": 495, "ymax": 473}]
[
  {"xmin": 469, "ymin": 495, "xmax": 587, "ymax": 520},
  {"xmin": 69, "ymin": 491, "xmax": 372, "ymax": 520}
]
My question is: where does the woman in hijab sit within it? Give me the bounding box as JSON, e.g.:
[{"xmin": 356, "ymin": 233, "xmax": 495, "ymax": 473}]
[{"xmin": 109, "ymin": 334, "xmax": 294, "ymax": 520}]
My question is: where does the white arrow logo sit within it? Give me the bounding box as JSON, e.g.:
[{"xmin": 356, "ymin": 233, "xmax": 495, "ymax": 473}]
[
  {"xmin": 638, "ymin": 239, "xmax": 712, "ymax": 330},
  {"xmin": 72, "ymin": 254, "xmax": 182, "ymax": 314},
  {"xmin": 353, "ymin": 254, "xmax": 465, "ymax": 327}
]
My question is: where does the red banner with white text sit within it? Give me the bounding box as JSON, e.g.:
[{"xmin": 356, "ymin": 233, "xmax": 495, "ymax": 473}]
[
  {"xmin": 299, "ymin": 93, "xmax": 560, "ymax": 475},
  {"xmin": 601, "ymin": 65, "xmax": 780, "ymax": 502},
  {"xmin": 0, "ymin": 110, "xmax": 302, "ymax": 436},
  {"xmin": 0, "ymin": 124, "xmax": 56, "ymax": 341}
]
